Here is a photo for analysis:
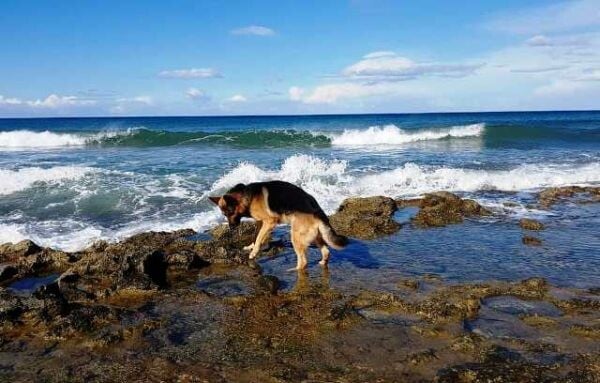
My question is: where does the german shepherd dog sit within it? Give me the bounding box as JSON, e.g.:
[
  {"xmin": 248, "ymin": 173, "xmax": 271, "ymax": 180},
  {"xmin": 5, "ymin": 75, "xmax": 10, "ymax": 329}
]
[{"xmin": 209, "ymin": 181, "xmax": 347, "ymax": 270}]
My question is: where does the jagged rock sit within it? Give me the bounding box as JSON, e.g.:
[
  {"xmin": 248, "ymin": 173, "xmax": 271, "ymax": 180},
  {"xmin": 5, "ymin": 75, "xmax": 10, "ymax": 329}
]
[
  {"xmin": 519, "ymin": 218, "xmax": 545, "ymax": 231},
  {"xmin": 0, "ymin": 240, "xmax": 42, "ymax": 261},
  {"xmin": 329, "ymin": 196, "xmax": 400, "ymax": 239},
  {"xmin": 522, "ymin": 235, "xmax": 542, "ymax": 246},
  {"xmin": 412, "ymin": 192, "xmax": 491, "ymax": 227},
  {"xmin": 209, "ymin": 221, "xmax": 258, "ymax": 245}
]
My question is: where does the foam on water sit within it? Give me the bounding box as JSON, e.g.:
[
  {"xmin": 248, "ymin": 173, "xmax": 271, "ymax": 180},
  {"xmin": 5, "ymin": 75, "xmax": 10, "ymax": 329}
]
[
  {"xmin": 328, "ymin": 123, "xmax": 484, "ymax": 146},
  {"xmin": 0, "ymin": 166, "xmax": 98, "ymax": 195},
  {"xmin": 210, "ymin": 155, "xmax": 600, "ymax": 212},
  {"xmin": 2, "ymin": 155, "xmax": 599, "ymax": 252},
  {"xmin": 0, "ymin": 129, "xmax": 134, "ymax": 149}
]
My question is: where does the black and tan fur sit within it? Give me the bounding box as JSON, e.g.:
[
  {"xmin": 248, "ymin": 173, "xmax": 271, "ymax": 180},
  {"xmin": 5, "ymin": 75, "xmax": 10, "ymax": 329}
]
[{"xmin": 209, "ymin": 181, "xmax": 347, "ymax": 270}]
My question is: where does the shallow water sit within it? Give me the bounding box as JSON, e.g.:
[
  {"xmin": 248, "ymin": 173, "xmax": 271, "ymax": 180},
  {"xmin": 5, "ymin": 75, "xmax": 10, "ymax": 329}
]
[{"xmin": 1, "ymin": 112, "xmax": 599, "ymax": 287}]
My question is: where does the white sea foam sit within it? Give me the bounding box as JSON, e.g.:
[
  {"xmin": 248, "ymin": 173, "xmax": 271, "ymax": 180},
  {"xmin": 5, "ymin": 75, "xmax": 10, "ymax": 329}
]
[
  {"xmin": 0, "ymin": 129, "xmax": 134, "ymax": 149},
  {"xmin": 3, "ymin": 155, "xmax": 600, "ymax": 252},
  {"xmin": 0, "ymin": 166, "xmax": 97, "ymax": 195},
  {"xmin": 210, "ymin": 155, "xmax": 600, "ymax": 213},
  {"xmin": 328, "ymin": 123, "xmax": 484, "ymax": 146}
]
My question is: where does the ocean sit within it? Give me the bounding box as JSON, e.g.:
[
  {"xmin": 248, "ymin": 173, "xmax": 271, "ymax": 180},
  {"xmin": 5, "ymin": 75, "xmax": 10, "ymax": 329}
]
[{"xmin": 1, "ymin": 111, "xmax": 599, "ymax": 288}]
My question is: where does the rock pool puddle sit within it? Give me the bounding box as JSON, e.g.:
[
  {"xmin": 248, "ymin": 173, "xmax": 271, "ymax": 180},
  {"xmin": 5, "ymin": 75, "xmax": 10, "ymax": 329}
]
[
  {"xmin": 8, "ymin": 274, "xmax": 59, "ymax": 296},
  {"xmin": 465, "ymin": 296, "xmax": 562, "ymax": 341}
]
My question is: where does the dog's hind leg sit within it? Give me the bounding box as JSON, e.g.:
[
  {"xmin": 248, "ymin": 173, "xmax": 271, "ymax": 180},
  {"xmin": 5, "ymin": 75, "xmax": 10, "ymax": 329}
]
[
  {"xmin": 314, "ymin": 234, "xmax": 330, "ymax": 267},
  {"xmin": 291, "ymin": 227, "xmax": 308, "ymax": 270}
]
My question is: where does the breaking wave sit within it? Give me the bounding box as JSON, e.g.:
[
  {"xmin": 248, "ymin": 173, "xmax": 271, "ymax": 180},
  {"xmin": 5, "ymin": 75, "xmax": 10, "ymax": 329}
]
[
  {"xmin": 0, "ymin": 124, "xmax": 484, "ymax": 150},
  {"xmin": 328, "ymin": 123, "xmax": 484, "ymax": 146},
  {"xmin": 209, "ymin": 155, "xmax": 600, "ymax": 213},
  {"xmin": 0, "ymin": 166, "xmax": 98, "ymax": 195}
]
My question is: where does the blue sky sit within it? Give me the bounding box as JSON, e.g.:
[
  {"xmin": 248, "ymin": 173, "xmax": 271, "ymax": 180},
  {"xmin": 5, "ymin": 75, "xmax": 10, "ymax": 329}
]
[{"xmin": 1, "ymin": 0, "xmax": 599, "ymax": 117}]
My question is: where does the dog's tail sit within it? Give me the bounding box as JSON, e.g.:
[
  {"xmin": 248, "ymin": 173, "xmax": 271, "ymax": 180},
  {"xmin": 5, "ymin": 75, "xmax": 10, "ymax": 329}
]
[{"xmin": 317, "ymin": 213, "xmax": 348, "ymax": 250}]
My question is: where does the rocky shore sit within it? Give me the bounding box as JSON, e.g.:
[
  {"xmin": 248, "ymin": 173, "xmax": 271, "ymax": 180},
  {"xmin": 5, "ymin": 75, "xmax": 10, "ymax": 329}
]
[{"xmin": 0, "ymin": 188, "xmax": 598, "ymax": 382}]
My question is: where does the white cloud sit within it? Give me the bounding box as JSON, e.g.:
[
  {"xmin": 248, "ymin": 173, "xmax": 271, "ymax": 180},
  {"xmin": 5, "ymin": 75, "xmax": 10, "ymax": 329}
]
[
  {"xmin": 510, "ymin": 65, "xmax": 569, "ymax": 73},
  {"xmin": 288, "ymin": 86, "xmax": 305, "ymax": 101},
  {"xmin": 291, "ymin": 82, "xmax": 392, "ymax": 104},
  {"xmin": 230, "ymin": 25, "xmax": 275, "ymax": 36},
  {"xmin": 0, "ymin": 95, "xmax": 22, "ymax": 105},
  {"xmin": 363, "ymin": 51, "xmax": 397, "ymax": 59},
  {"xmin": 526, "ymin": 34, "xmax": 592, "ymax": 47},
  {"xmin": 0, "ymin": 94, "xmax": 95, "ymax": 108},
  {"xmin": 116, "ymin": 95, "xmax": 153, "ymax": 105},
  {"xmin": 228, "ymin": 94, "xmax": 247, "ymax": 102},
  {"xmin": 186, "ymin": 87, "xmax": 206, "ymax": 99},
  {"xmin": 341, "ymin": 52, "xmax": 482, "ymax": 81},
  {"xmin": 158, "ymin": 68, "xmax": 221, "ymax": 79},
  {"xmin": 486, "ymin": 0, "xmax": 600, "ymax": 35}
]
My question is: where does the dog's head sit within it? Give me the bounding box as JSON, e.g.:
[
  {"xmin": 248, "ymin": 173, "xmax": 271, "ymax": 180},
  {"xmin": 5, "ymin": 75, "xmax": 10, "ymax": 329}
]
[{"xmin": 209, "ymin": 184, "xmax": 247, "ymax": 228}]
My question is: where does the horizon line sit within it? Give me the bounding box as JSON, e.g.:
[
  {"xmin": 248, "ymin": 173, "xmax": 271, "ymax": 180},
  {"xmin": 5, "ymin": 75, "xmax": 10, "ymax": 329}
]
[{"xmin": 1, "ymin": 108, "xmax": 599, "ymax": 120}]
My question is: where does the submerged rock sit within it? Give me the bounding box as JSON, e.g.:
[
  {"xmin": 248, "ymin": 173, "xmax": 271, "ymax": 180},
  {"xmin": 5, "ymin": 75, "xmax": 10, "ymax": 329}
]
[
  {"xmin": 411, "ymin": 192, "xmax": 491, "ymax": 227},
  {"xmin": 522, "ymin": 235, "xmax": 543, "ymax": 246},
  {"xmin": 329, "ymin": 196, "xmax": 400, "ymax": 239},
  {"xmin": 519, "ymin": 218, "xmax": 545, "ymax": 231}
]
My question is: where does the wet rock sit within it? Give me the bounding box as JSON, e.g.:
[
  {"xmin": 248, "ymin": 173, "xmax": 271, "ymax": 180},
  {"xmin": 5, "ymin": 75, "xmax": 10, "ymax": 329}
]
[
  {"xmin": 539, "ymin": 185, "xmax": 600, "ymax": 207},
  {"xmin": 329, "ymin": 196, "xmax": 400, "ymax": 239},
  {"xmin": 197, "ymin": 275, "xmax": 251, "ymax": 297},
  {"xmin": 509, "ymin": 278, "xmax": 548, "ymax": 299},
  {"xmin": 484, "ymin": 296, "xmax": 562, "ymax": 317},
  {"xmin": 413, "ymin": 192, "xmax": 491, "ymax": 227},
  {"xmin": 196, "ymin": 222, "xmax": 282, "ymax": 263},
  {"xmin": 398, "ymin": 278, "xmax": 420, "ymax": 290},
  {"xmin": 0, "ymin": 240, "xmax": 42, "ymax": 260},
  {"xmin": 436, "ymin": 346, "xmax": 558, "ymax": 383},
  {"xmin": 256, "ymin": 275, "xmax": 280, "ymax": 295},
  {"xmin": 0, "ymin": 264, "xmax": 18, "ymax": 282},
  {"xmin": 522, "ymin": 235, "xmax": 542, "ymax": 246},
  {"xmin": 209, "ymin": 221, "xmax": 258, "ymax": 245},
  {"xmin": 569, "ymin": 324, "xmax": 600, "ymax": 339},
  {"xmin": 408, "ymin": 348, "xmax": 438, "ymax": 365},
  {"xmin": 519, "ymin": 218, "xmax": 545, "ymax": 231}
]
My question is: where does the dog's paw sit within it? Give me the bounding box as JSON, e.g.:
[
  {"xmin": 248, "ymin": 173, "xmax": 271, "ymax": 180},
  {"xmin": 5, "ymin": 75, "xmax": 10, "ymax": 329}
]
[
  {"xmin": 243, "ymin": 243, "xmax": 255, "ymax": 251},
  {"xmin": 248, "ymin": 251, "xmax": 258, "ymax": 260}
]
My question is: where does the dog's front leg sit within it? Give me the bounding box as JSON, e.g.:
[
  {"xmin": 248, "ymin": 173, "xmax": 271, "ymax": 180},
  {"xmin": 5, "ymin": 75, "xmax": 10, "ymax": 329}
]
[
  {"xmin": 249, "ymin": 220, "xmax": 275, "ymax": 259},
  {"xmin": 243, "ymin": 220, "xmax": 263, "ymax": 251}
]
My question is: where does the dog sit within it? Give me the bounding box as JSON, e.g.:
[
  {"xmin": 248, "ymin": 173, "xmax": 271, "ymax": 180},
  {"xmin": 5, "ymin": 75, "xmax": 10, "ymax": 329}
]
[{"xmin": 209, "ymin": 181, "xmax": 347, "ymax": 270}]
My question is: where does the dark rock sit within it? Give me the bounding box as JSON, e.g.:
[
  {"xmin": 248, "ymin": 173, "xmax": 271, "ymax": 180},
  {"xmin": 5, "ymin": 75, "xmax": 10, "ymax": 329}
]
[
  {"xmin": 522, "ymin": 235, "xmax": 542, "ymax": 246},
  {"xmin": 519, "ymin": 218, "xmax": 545, "ymax": 231},
  {"xmin": 256, "ymin": 275, "xmax": 280, "ymax": 295},
  {"xmin": 0, "ymin": 264, "xmax": 18, "ymax": 282},
  {"xmin": 329, "ymin": 196, "xmax": 400, "ymax": 239},
  {"xmin": 413, "ymin": 192, "xmax": 491, "ymax": 227}
]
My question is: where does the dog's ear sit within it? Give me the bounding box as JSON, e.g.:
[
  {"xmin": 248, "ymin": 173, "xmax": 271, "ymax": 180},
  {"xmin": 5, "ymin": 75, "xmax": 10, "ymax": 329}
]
[{"xmin": 208, "ymin": 196, "xmax": 221, "ymax": 205}]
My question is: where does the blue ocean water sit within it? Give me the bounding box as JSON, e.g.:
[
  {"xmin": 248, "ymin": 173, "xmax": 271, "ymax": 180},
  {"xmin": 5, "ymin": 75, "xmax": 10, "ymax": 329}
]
[{"xmin": 1, "ymin": 111, "xmax": 599, "ymax": 287}]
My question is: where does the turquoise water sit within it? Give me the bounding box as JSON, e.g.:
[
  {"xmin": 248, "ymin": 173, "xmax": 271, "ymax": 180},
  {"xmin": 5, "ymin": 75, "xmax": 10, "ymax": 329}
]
[{"xmin": 1, "ymin": 112, "xmax": 599, "ymax": 287}]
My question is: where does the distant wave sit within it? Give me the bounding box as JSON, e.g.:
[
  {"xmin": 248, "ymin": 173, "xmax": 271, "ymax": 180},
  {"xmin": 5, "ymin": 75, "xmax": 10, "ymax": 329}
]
[
  {"xmin": 0, "ymin": 129, "xmax": 134, "ymax": 149},
  {"xmin": 0, "ymin": 166, "xmax": 97, "ymax": 195},
  {"xmin": 328, "ymin": 123, "xmax": 485, "ymax": 146},
  {"xmin": 0, "ymin": 124, "xmax": 485, "ymax": 150}
]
